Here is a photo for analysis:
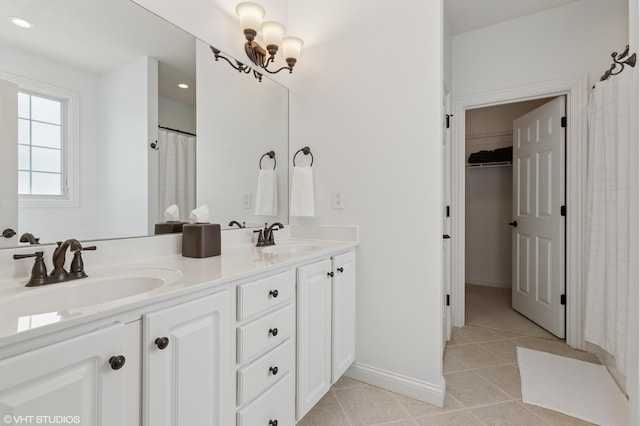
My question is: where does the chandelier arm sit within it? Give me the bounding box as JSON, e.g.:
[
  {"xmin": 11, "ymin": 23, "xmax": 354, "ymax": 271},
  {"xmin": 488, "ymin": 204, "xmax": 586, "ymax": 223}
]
[{"xmin": 260, "ymin": 65, "xmax": 293, "ymax": 75}]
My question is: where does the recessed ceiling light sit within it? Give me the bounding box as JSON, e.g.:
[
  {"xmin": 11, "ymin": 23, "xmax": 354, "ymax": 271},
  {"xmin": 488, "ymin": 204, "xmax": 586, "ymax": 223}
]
[
  {"xmin": 8, "ymin": 17, "xmax": 35, "ymax": 29},
  {"xmin": 178, "ymin": 83, "xmax": 189, "ymax": 89}
]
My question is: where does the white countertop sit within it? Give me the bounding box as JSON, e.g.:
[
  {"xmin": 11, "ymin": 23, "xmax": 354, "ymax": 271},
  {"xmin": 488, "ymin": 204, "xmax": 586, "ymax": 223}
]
[{"xmin": 0, "ymin": 233, "xmax": 357, "ymax": 347}]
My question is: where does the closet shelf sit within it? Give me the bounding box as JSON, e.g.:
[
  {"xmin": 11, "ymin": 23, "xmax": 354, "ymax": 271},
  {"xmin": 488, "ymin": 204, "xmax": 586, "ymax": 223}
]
[{"xmin": 466, "ymin": 161, "xmax": 512, "ymax": 169}]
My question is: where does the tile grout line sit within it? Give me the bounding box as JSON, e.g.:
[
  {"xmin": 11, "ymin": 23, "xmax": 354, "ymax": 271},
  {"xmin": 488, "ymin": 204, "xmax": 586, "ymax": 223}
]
[{"xmin": 331, "ymin": 387, "xmax": 355, "ymax": 426}]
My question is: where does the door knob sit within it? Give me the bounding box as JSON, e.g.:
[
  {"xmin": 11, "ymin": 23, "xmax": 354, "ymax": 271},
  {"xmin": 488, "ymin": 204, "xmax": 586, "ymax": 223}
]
[
  {"xmin": 269, "ymin": 328, "xmax": 278, "ymax": 336},
  {"xmin": 109, "ymin": 355, "xmax": 126, "ymax": 370},
  {"xmin": 269, "ymin": 366, "xmax": 279, "ymax": 375},
  {"xmin": 269, "ymin": 289, "xmax": 279, "ymax": 298},
  {"xmin": 508, "ymin": 221, "xmax": 518, "ymax": 228},
  {"xmin": 155, "ymin": 337, "xmax": 169, "ymax": 350}
]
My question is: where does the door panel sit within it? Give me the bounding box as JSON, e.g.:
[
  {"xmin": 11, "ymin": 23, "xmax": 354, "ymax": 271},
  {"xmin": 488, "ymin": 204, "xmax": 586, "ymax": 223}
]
[{"xmin": 512, "ymin": 96, "xmax": 566, "ymax": 338}]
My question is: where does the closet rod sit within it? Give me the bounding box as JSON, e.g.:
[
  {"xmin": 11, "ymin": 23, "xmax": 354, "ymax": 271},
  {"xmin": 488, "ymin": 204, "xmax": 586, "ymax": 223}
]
[{"xmin": 158, "ymin": 125, "xmax": 196, "ymax": 137}]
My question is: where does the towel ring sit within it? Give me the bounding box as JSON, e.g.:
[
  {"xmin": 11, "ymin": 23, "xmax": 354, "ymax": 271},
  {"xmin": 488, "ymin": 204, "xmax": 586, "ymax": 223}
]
[
  {"xmin": 259, "ymin": 151, "xmax": 276, "ymax": 170},
  {"xmin": 293, "ymin": 146, "xmax": 313, "ymax": 167}
]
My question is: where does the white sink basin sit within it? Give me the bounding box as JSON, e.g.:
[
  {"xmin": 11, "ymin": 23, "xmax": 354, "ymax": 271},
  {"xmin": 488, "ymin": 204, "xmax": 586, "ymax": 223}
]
[
  {"xmin": 259, "ymin": 243, "xmax": 321, "ymax": 255},
  {"xmin": 1, "ymin": 268, "xmax": 183, "ymax": 320}
]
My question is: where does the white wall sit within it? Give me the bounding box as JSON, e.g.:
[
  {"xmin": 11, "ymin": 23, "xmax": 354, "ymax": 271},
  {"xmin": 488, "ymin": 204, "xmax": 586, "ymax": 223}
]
[
  {"xmin": 0, "ymin": 79, "xmax": 18, "ymax": 248},
  {"xmin": 0, "ymin": 43, "xmax": 102, "ymax": 243},
  {"xmin": 158, "ymin": 96, "xmax": 196, "ymax": 134},
  {"xmin": 452, "ymin": 0, "xmax": 629, "ymax": 97},
  {"xmin": 99, "ymin": 57, "xmax": 156, "ymax": 239},
  {"xmin": 287, "ymin": 0, "xmax": 445, "ymax": 403}
]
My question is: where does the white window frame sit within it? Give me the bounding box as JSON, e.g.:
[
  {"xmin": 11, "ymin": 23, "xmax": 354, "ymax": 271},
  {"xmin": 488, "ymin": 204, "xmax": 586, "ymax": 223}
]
[{"xmin": 0, "ymin": 71, "xmax": 79, "ymax": 208}]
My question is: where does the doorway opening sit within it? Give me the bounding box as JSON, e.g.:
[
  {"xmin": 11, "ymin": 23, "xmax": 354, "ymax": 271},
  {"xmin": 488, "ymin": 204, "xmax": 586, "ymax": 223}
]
[
  {"xmin": 448, "ymin": 76, "xmax": 589, "ymax": 350},
  {"xmin": 464, "ymin": 97, "xmax": 563, "ymax": 340}
]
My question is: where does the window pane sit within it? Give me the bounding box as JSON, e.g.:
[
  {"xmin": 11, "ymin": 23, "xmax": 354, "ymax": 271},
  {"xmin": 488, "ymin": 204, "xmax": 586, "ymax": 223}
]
[
  {"xmin": 18, "ymin": 171, "xmax": 30, "ymax": 194},
  {"xmin": 31, "ymin": 172, "xmax": 61, "ymax": 195},
  {"xmin": 18, "ymin": 92, "xmax": 30, "ymax": 119},
  {"xmin": 18, "ymin": 145, "xmax": 30, "ymax": 170},
  {"xmin": 32, "ymin": 147, "xmax": 61, "ymax": 173},
  {"xmin": 32, "ymin": 122, "xmax": 61, "ymax": 148},
  {"xmin": 31, "ymin": 96, "xmax": 61, "ymax": 125},
  {"xmin": 18, "ymin": 119, "xmax": 30, "ymax": 145}
]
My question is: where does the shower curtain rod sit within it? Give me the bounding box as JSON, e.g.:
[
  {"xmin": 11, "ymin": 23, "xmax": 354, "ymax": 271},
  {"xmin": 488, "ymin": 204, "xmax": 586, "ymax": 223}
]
[
  {"xmin": 158, "ymin": 125, "xmax": 196, "ymax": 137},
  {"xmin": 598, "ymin": 44, "xmax": 637, "ymax": 83}
]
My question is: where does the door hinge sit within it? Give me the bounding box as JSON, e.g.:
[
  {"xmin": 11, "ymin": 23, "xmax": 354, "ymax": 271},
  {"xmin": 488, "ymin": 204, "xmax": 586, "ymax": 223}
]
[
  {"xmin": 561, "ymin": 205, "xmax": 566, "ymax": 216},
  {"xmin": 445, "ymin": 114, "xmax": 452, "ymax": 129},
  {"xmin": 560, "ymin": 294, "xmax": 566, "ymax": 305},
  {"xmin": 446, "ymin": 294, "xmax": 450, "ymax": 306},
  {"xmin": 561, "ymin": 116, "xmax": 567, "ymax": 128},
  {"xmin": 446, "ymin": 206, "xmax": 450, "ymax": 217}
]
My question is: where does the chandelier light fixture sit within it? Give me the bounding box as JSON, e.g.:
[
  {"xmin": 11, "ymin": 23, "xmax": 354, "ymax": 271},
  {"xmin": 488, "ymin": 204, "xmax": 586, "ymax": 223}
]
[{"xmin": 211, "ymin": 2, "xmax": 303, "ymax": 82}]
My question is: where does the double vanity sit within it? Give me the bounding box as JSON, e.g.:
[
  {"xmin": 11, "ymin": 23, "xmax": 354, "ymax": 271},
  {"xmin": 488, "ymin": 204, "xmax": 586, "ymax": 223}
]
[{"xmin": 0, "ymin": 226, "xmax": 357, "ymax": 426}]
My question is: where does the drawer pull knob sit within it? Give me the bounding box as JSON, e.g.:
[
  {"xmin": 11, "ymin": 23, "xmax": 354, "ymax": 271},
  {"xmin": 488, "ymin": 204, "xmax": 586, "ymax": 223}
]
[
  {"xmin": 269, "ymin": 366, "xmax": 279, "ymax": 375},
  {"xmin": 337, "ymin": 267, "xmax": 344, "ymax": 273},
  {"xmin": 327, "ymin": 272, "xmax": 334, "ymax": 278},
  {"xmin": 269, "ymin": 328, "xmax": 278, "ymax": 337},
  {"xmin": 269, "ymin": 289, "xmax": 279, "ymax": 298},
  {"xmin": 109, "ymin": 355, "xmax": 126, "ymax": 370},
  {"xmin": 155, "ymin": 337, "xmax": 170, "ymax": 350},
  {"xmin": 269, "ymin": 420, "xmax": 278, "ymax": 426}
]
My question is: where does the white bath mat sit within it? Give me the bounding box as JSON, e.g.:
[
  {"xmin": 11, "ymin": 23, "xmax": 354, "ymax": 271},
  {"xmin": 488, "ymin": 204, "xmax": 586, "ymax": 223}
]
[{"xmin": 517, "ymin": 347, "xmax": 628, "ymax": 425}]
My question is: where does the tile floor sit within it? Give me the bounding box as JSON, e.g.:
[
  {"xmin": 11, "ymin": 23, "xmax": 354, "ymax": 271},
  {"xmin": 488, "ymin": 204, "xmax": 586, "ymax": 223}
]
[{"xmin": 298, "ymin": 285, "xmax": 598, "ymax": 425}]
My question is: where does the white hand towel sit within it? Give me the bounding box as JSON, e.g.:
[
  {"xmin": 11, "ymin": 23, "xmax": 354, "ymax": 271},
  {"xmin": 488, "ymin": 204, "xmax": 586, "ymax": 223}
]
[
  {"xmin": 290, "ymin": 165, "xmax": 315, "ymax": 217},
  {"xmin": 254, "ymin": 169, "xmax": 278, "ymax": 216},
  {"xmin": 164, "ymin": 204, "xmax": 180, "ymax": 222},
  {"xmin": 189, "ymin": 205, "xmax": 210, "ymax": 223}
]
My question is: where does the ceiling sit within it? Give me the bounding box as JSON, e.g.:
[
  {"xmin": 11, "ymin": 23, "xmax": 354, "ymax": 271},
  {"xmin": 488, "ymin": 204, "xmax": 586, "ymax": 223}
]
[{"xmin": 445, "ymin": 0, "xmax": 583, "ymax": 35}]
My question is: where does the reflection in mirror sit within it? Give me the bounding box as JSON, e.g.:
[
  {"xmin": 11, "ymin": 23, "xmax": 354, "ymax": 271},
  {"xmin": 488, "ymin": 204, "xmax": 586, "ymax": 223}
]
[{"xmin": 0, "ymin": 0, "xmax": 289, "ymax": 250}]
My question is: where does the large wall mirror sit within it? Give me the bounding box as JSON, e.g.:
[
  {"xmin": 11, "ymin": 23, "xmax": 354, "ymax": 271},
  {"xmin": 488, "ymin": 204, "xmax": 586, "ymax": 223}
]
[{"xmin": 0, "ymin": 0, "xmax": 289, "ymax": 249}]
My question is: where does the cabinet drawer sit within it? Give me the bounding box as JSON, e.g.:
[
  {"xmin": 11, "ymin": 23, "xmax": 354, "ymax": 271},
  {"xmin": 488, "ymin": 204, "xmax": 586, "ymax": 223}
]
[
  {"xmin": 237, "ymin": 304, "xmax": 294, "ymax": 363},
  {"xmin": 237, "ymin": 372, "xmax": 294, "ymax": 426},
  {"xmin": 238, "ymin": 270, "xmax": 295, "ymax": 320},
  {"xmin": 237, "ymin": 338, "xmax": 295, "ymax": 406}
]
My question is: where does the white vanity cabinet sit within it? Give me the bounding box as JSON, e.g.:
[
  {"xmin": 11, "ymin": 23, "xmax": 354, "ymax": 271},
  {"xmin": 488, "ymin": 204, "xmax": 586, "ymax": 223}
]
[
  {"xmin": 236, "ymin": 270, "xmax": 296, "ymax": 426},
  {"xmin": 0, "ymin": 323, "xmax": 136, "ymax": 425},
  {"xmin": 143, "ymin": 290, "xmax": 233, "ymax": 426},
  {"xmin": 296, "ymin": 250, "xmax": 357, "ymax": 421}
]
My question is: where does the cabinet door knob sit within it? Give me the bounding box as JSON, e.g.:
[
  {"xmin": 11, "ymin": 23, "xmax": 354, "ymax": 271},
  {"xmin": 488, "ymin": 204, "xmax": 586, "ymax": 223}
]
[
  {"xmin": 327, "ymin": 272, "xmax": 334, "ymax": 278},
  {"xmin": 337, "ymin": 267, "xmax": 344, "ymax": 273},
  {"xmin": 269, "ymin": 289, "xmax": 279, "ymax": 298},
  {"xmin": 109, "ymin": 355, "xmax": 126, "ymax": 370},
  {"xmin": 269, "ymin": 366, "xmax": 279, "ymax": 375},
  {"xmin": 508, "ymin": 221, "xmax": 518, "ymax": 228},
  {"xmin": 269, "ymin": 328, "xmax": 278, "ymax": 337},
  {"xmin": 155, "ymin": 337, "xmax": 170, "ymax": 350},
  {"xmin": 269, "ymin": 420, "xmax": 278, "ymax": 426}
]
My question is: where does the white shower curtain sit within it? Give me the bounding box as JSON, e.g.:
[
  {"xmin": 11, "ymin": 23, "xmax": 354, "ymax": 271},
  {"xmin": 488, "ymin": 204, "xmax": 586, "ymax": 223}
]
[
  {"xmin": 584, "ymin": 72, "xmax": 630, "ymax": 375},
  {"xmin": 158, "ymin": 128, "xmax": 196, "ymax": 222}
]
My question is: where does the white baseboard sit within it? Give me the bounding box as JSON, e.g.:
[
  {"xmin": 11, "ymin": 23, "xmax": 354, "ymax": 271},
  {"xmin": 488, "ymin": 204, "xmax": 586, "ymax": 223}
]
[
  {"xmin": 344, "ymin": 362, "xmax": 446, "ymax": 408},
  {"xmin": 466, "ymin": 279, "xmax": 510, "ymax": 289}
]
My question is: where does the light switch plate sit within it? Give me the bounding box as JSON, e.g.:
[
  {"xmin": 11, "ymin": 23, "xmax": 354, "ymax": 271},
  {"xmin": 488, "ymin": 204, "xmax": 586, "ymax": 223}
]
[{"xmin": 332, "ymin": 191, "xmax": 345, "ymax": 209}]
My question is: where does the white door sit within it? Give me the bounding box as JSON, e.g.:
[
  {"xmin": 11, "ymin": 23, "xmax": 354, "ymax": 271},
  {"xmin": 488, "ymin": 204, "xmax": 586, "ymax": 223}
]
[
  {"xmin": 442, "ymin": 92, "xmax": 452, "ymax": 346},
  {"xmin": 144, "ymin": 291, "xmax": 233, "ymax": 426},
  {"xmin": 0, "ymin": 324, "xmax": 129, "ymax": 425},
  {"xmin": 512, "ymin": 96, "xmax": 566, "ymax": 338},
  {"xmin": 0, "ymin": 79, "xmax": 18, "ymax": 247},
  {"xmin": 332, "ymin": 250, "xmax": 356, "ymax": 383},
  {"xmin": 297, "ymin": 259, "xmax": 332, "ymax": 420}
]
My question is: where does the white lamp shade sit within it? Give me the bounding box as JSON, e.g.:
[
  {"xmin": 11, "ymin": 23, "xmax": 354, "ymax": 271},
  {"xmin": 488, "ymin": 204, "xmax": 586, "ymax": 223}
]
[
  {"xmin": 261, "ymin": 21, "xmax": 285, "ymax": 48},
  {"xmin": 235, "ymin": 2, "xmax": 265, "ymax": 32},
  {"xmin": 282, "ymin": 36, "xmax": 304, "ymax": 60}
]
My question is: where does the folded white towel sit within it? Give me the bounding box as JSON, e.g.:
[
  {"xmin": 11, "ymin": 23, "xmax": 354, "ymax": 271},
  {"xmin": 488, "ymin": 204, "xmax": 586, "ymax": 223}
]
[
  {"xmin": 290, "ymin": 165, "xmax": 314, "ymax": 217},
  {"xmin": 254, "ymin": 169, "xmax": 278, "ymax": 216},
  {"xmin": 164, "ymin": 204, "xmax": 180, "ymax": 222},
  {"xmin": 189, "ymin": 205, "xmax": 210, "ymax": 223}
]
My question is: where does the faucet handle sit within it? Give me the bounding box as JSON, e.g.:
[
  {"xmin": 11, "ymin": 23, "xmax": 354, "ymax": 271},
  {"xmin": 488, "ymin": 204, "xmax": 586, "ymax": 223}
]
[
  {"xmin": 254, "ymin": 229, "xmax": 265, "ymax": 247},
  {"xmin": 80, "ymin": 245, "xmax": 97, "ymax": 252},
  {"xmin": 13, "ymin": 251, "xmax": 48, "ymax": 287}
]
